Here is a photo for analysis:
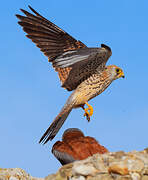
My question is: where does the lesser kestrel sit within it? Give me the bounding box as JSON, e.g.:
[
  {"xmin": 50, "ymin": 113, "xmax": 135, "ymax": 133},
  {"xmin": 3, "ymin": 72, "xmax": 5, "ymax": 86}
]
[{"xmin": 16, "ymin": 6, "xmax": 124, "ymax": 144}]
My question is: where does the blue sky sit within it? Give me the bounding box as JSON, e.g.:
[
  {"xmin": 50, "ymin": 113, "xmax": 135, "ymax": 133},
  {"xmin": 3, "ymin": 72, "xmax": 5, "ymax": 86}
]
[{"xmin": 1, "ymin": 0, "xmax": 148, "ymax": 177}]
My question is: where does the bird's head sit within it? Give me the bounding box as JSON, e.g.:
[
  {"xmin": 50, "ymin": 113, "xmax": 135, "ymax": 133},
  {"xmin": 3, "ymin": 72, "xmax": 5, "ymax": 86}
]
[{"xmin": 106, "ymin": 65, "xmax": 125, "ymax": 80}]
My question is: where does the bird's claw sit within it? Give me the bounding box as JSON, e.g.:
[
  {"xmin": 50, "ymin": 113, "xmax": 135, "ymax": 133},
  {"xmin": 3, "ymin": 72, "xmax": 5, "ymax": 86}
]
[
  {"xmin": 81, "ymin": 102, "xmax": 93, "ymax": 122},
  {"xmin": 84, "ymin": 108, "xmax": 90, "ymax": 122},
  {"xmin": 83, "ymin": 102, "xmax": 93, "ymax": 122}
]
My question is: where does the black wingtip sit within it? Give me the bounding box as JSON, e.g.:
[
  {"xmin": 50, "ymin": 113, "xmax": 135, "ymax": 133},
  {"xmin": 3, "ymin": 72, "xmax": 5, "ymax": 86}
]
[
  {"xmin": 28, "ymin": 5, "xmax": 34, "ymax": 12},
  {"xmin": 39, "ymin": 135, "xmax": 47, "ymax": 145},
  {"xmin": 101, "ymin": 44, "xmax": 111, "ymax": 52},
  {"xmin": 39, "ymin": 138, "xmax": 43, "ymax": 144},
  {"xmin": 20, "ymin": 8, "xmax": 24, "ymax": 12},
  {"xmin": 15, "ymin": 14, "xmax": 20, "ymax": 19},
  {"xmin": 39, "ymin": 129, "xmax": 54, "ymax": 145},
  {"xmin": 28, "ymin": 5, "xmax": 41, "ymax": 17},
  {"xmin": 39, "ymin": 138, "xmax": 47, "ymax": 145},
  {"xmin": 15, "ymin": 8, "xmax": 24, "ymax": 19},
  {"xmin": 28, "ymin": 5, "xmax": 32, "ymax": 9},
  {"xmin": 39, "ymin": 137, "xmax": 52, "ymax": 145}
]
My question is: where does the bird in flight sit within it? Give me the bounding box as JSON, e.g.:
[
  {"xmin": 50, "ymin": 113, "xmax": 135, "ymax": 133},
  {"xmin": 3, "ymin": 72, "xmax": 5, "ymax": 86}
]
[{"xmin": 16, "ymin": 6, "xmax": 124, "ymax": 144}]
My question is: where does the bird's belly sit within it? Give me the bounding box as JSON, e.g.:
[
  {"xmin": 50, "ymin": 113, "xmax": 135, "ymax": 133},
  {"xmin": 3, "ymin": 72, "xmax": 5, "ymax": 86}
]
[
  {"xmin": 75, "ymin": 95, "xmax": 89, "ymax": 107},
  {"xmin": 74, "ymin": 78, "xmax": 112, "ymax": 107},
  {"xmin": 73, "ymin": 86, "xmax": 100, "ymax": 107}
]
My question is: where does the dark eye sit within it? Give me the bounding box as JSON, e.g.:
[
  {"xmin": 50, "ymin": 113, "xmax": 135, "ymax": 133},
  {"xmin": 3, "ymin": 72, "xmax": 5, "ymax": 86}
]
[{"xmin": 116, "ymin": 68, "xmax": 120, "ymax": 73}]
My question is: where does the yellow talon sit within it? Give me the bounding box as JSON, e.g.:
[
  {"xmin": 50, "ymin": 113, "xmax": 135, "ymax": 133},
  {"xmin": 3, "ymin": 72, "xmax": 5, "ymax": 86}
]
[
  {"xmin": 83, "ymin": 102, "xmax": 93, "ymax": 122},
  {"xmin": 84, "ymin": 108, "xmax": 89, "ymax": 116},
  {"xmin": 85, "ymin": 102, "xmax": 93, "ymax": 116}
]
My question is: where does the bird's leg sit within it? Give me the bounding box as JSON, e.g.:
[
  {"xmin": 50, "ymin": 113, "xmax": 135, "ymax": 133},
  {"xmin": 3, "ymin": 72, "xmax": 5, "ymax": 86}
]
[
  {"xmin": 81, "ymin": 102, "xmax": 93, "ymax": 122},
  {"xmin": 84, "ymin": 102, "xmax": 93, "ymax": 121},
  {"xmin": 80, "ymin": 105, "xmax": 90, "ymax": 121}
]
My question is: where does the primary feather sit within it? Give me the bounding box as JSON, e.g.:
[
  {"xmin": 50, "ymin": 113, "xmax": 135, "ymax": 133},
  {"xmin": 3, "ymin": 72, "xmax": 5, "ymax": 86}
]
[{"xmin": 16, "ymin": 6, "xmax": 112, "ymax": 91}]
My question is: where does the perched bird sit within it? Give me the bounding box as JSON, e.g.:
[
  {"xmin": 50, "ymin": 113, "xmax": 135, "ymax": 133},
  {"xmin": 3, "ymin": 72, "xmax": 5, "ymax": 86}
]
[
  {"xmin": 16, "ymin": 6, "xmax": 125, "ymax": 144},
  {"xmin": 52, "ymin": 128, "xmax": 108, "ymax": 165}
]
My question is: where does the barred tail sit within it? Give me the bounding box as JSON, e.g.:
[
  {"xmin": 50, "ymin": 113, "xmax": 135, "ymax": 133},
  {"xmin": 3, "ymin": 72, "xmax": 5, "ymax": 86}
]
[{"xmin": 39, "ymin": 99, "xmax": 75, "ymax": 144}]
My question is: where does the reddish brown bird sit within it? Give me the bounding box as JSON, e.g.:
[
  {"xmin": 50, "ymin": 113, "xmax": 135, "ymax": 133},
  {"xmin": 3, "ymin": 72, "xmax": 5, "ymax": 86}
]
[
  {"xmin": 16, "ymin": 6, "xmax": 125, "ymax": 144},
  {"xmin": 52, "ymin": 128, "xmax": 108, "ymax": 165}
]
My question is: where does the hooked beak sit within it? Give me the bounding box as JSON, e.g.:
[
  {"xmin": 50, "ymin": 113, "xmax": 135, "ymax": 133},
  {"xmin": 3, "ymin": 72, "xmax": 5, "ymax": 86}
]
[{"xmin": 121, "ymin": 71, "xmax": 125, "ymax": 78}]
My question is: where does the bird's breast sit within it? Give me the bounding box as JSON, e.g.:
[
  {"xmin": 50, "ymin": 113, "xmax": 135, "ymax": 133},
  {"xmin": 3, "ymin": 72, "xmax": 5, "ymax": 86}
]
[{"xmin": 74, "ymin": 73, "xmax": 112, "ymax": 106}]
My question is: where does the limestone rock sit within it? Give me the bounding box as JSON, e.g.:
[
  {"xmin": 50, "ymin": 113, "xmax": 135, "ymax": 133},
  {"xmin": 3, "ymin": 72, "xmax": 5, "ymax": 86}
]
[
  {"xmin": 0, "ymin": 168, "xmax": 44, "ymax": 180},
  {"xmin": 1, "ymin": 149, "xmax": 148, "ymax": 180}
]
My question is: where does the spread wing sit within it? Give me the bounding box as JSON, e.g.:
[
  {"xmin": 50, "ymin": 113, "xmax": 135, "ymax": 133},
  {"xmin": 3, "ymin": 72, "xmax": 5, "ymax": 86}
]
[
  {"xmin": 16, "ymin": 6, "xmax": 86, "ymax": 89},
  {"xmin": 53, "ymin": 46, "xmax": 112, "ymax": 90},
  {"xmin": 16, "ymin": 6, "xmax": 112, "ymax": 91}
]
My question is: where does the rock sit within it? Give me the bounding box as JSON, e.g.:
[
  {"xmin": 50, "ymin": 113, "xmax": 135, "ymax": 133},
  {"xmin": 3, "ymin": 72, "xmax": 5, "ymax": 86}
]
[
  {"xmin": 142, "ymin": 176, "xmax": 148, "ymax": 180},
  {"xmin": 72, "ymin": 162, "xmax": 98, "ymax": 176},
  {"xmin": 108, "ymin": 162, "xmax": 129, "ymax": 175},
  {"xmin": 70, "ymin": 176, "xmax": 85, "ymax": 180},
  {"xmin": 1, "ymin": 149, "xmax": 148, "ymax": 180},
  {"xmin": 130, "ymin": 172, "xmax": 141, "ymax": 180},
  {"xmin": 0, "ymin": 168, "xmax": 44, "ymax": 180}
]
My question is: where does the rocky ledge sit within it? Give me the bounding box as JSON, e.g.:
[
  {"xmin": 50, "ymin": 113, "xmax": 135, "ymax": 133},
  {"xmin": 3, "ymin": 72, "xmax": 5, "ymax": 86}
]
[{"xmin": 1, "ymin": 149, "xmax": 148, "ymax": 180}]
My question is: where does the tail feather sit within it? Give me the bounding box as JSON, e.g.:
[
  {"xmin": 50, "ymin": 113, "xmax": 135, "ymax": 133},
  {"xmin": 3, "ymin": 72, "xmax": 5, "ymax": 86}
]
[{"xmin": 39, "ymin": 104, "xmax": 73, "ymax": 144}]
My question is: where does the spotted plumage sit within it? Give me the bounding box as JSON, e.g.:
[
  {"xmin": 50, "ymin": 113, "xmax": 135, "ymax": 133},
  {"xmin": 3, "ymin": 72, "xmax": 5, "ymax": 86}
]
[{"xmin": 16, "ymin": 6, "xmax": 124, "ymax": 144}]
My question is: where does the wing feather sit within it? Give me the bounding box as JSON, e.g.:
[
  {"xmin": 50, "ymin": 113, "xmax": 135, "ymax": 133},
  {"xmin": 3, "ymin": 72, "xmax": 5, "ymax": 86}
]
[
  {"xmin": 16, "ymin": 6, "xmax": 86, "ymax": 89},
  {"xmin": 16, "ymin": 6, "xmax": 112, "ymax": 91},
  {"xmin": 56, "ymin": 46, "xmax": 112, "ymax": 90},
  {"xmin": 16, "ymin": 6, "xmax": 86, "ymax": 62}
]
